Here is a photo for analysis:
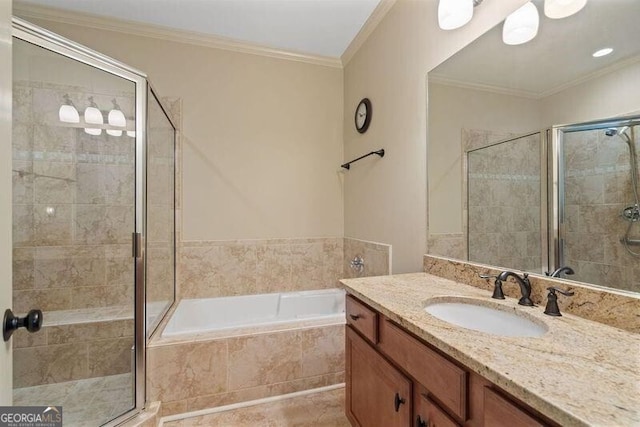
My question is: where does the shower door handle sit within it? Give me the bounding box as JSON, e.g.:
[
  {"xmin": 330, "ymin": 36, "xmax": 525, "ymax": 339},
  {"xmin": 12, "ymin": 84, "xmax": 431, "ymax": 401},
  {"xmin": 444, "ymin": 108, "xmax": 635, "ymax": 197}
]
[{"xmin": 3, "ymin": 308, "xmax": 43, "ymax": 342}]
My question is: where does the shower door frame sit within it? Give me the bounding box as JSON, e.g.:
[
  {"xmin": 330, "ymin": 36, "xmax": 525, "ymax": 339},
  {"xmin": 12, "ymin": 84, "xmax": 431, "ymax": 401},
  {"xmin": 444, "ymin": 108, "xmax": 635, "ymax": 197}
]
[
  {"xmin": 549, "ymin": 115, "xmax": 640, "ymax": 273},
  {"xmin": 12, "ymin": 17, "xmax": 148, "ymax": 425}
]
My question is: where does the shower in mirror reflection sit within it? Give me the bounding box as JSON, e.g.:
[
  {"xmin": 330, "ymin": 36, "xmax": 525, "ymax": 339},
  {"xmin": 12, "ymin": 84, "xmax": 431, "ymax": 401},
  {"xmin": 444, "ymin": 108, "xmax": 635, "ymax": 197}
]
[{"xmin": 605, "ymin": 126, "xmax": 640, "ymax": 256}]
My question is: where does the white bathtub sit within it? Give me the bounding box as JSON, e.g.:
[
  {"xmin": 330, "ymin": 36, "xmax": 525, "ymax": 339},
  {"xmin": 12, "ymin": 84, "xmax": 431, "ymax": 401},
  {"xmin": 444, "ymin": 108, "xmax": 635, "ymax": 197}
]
[{"xmin": 162, "ymin": 288, "xmax": 346, "ymax": 338}]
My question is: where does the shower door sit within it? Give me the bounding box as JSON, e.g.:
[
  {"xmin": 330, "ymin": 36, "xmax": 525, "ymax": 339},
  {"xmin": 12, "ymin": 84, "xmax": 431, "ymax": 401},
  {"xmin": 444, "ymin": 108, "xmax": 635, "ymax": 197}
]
[
  {"xmin": 10, "ymin": 20, "xmax": 147, "ymax": 426},
  {"xmin": 554, "ymin": 117, "xmax": 640, "ymax": 292},
  {"xmin": 467, "ymin": 132, "xmax": 545, "ymax": 272}
]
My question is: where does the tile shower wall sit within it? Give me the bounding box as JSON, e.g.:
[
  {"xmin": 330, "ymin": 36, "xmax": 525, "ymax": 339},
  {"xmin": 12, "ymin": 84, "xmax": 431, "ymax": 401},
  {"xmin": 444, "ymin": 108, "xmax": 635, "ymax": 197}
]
[
  {"xmin": 466, "ymin": 131, "xmax": 541, "ymax": 271},
  {"xmin": 12, "ymin": 80, "xmax": 135, "ymax": 386},
  {"xmin": 562, "ymin": 128, "xmax": 640, "ymax": 292}
]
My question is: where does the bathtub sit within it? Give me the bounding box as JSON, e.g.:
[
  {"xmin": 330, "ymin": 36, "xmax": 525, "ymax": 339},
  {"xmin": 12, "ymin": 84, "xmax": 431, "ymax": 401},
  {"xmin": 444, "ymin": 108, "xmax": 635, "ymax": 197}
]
[{"xmin": 162, "ymin": 288, "xmax": 346, "ymax": 338}]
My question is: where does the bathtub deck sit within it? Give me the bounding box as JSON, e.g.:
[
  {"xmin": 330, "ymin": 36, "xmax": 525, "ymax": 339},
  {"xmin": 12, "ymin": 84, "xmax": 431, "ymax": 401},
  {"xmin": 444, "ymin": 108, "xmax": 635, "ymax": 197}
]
[{"xmin": 161, "ymin": 387, "xmax": 350, "ymax": 427}]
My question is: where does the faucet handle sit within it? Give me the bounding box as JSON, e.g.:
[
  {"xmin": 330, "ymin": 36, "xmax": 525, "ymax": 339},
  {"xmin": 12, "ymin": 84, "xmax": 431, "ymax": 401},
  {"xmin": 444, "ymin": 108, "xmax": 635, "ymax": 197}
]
[
  {"xmin": 544, "ymin": 287, "xmax": 574, "ymax": 316},
  {"xmin": 479, "ymin": 274, "xmax": 505, "ymax": 300}
]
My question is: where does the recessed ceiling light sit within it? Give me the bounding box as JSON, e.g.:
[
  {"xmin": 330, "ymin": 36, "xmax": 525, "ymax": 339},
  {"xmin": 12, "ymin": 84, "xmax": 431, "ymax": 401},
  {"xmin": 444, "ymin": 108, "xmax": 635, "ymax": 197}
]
[{"xmin": 592, "ymin": 48, "xmax": 613, "ymax": 58}]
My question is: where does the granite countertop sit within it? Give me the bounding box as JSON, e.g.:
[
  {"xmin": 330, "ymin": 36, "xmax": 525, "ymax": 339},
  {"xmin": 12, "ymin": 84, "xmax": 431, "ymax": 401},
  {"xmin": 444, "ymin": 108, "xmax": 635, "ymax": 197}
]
[{"xmin": 341, "ymin": 273, "xmax": 640, "ymax": 427}]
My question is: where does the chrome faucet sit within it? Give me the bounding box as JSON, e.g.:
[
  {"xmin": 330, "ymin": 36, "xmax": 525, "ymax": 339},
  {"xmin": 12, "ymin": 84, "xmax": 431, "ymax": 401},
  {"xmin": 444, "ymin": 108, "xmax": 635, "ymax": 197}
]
[
  {"xmin": 496, "ymin": 271, "xmax": 534, "ymax": 306},
  {"xmin": 545, "ymin": 266, "xmax": 575, "ymax": 278}
]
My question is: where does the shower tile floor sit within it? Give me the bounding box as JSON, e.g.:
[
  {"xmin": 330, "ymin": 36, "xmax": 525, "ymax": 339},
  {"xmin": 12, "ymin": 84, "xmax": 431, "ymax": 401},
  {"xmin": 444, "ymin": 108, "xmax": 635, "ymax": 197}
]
[
  {"xmin": 163, "ymin": 387, "xmax": 351, "ymax": 427},
  {"xmin": 14, "ymin": 373, "xmax": 133, "ymax": 426}
]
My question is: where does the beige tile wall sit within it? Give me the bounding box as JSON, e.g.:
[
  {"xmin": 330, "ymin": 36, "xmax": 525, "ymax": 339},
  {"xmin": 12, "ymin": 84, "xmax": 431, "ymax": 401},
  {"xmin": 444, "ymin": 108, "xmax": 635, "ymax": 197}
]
[
  {"xmin": 178, "ymin": 238, "xmax": 344, "ymax": 299},
  {"xmin": 342, "ymin": 237, "xmax": 391, "ymax": 279},
  {"xmin": 146, "ymin": 324, "xmax": 345, "ymax": 416},
  {"xmin": 12, "ymin": 318, "xmax": 134, "ymax": 388},
  {"xmin": 562, "ymin": 128, "xmax": 640, "ymax": 292},
  {"xmin": 465, "ymin": 130, "xmax": 542, "ymax": 272},
  {"xmin": 12, "ymin": 81, "xmax": 136, "ymax": 314}
]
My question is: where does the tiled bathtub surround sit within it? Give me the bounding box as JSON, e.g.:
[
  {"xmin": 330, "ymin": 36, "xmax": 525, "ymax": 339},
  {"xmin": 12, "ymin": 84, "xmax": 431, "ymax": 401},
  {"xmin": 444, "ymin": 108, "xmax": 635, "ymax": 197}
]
[
  {"xmin": 342, "ymin": 237, "xmax": 392, "ymax": 278},
  {"xmin": 179, "ymin": 238, "xmax": 344, "ymax": 299},
  {"xmin": 423, "ymin": 254, "xmax": 640, "ymax": 333},
  {"xmin": 427, "ymin": 233, "xmax": 465, "ymax": 260},
  {"xmin": 146, "ymin": 324, "xmax": 345, "ymax": 416}
]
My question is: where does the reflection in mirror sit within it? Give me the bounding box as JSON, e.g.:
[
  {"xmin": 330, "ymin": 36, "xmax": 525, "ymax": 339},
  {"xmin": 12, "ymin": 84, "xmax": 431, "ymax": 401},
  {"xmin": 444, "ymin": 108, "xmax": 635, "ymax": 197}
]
[
  {"xmin": 467, "ymin": 132, "xmax": 542, "ymax": 273},
  {"xmin": 557, "ymin": 120, "xmax": 640, "ymax": 292},
  {"xmin": 427, "ymin": 0, "xmax": 640, "ymax": 294}
]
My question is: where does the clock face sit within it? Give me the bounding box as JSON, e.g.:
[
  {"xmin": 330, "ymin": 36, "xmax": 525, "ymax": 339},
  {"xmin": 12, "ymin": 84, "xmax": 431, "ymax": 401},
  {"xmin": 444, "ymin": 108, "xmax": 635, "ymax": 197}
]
[{"xmin": 355, "ymin": 98, "xmax": 371, "ymax": 133}]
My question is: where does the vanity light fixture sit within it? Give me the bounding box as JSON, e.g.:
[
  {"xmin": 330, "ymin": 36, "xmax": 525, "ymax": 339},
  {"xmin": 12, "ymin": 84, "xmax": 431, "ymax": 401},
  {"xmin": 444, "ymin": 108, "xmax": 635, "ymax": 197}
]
[
  {"xmin": 58, "ymin": 94, "xmax": 80, "ymax": 124},
  {"xmin": 544, "ymin": 0, "xmax": 587, "ymax": 19},
  {"xmin": 84, "ymin": 96, "xmax": 103, "ymax": 136},
  {"xmin": 502, "ymin": 1, "xmax": 539, "ymax": 46},
  {"xmin": 107, "ymin": 99, "xmax": 126, "ymax": 137},
  {"xmin": 592, "ymin": 47, "xmax": 613, "ymax": 58},
  {"xmin": 438, "ymin": 0, "xmax": 483, "ymax": 31}
]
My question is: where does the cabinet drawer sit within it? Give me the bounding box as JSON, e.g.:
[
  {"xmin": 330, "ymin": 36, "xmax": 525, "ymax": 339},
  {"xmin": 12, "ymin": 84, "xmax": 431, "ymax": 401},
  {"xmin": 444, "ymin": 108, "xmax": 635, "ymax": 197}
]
[
  {"xmin": 346, "ymin": 295, "xmax": 378, "ymax": 344},
  {"xmin": 379, "ymin": 318, "xmax": 468, "ymax": 420},
  {"xmin": 415, "ymin": 385, "xmax": 461, "ymax": 427},
  {"xmin": 483, "ymin": 387, "xmax": 548, "ymax": 427}
]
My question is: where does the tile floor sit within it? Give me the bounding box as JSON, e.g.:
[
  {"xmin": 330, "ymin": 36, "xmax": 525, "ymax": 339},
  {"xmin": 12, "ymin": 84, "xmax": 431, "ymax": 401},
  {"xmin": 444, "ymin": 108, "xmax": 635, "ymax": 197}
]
[
  {"xmin": 162, "ymin": 387, "xmax": 351, "ymax": 427},
  {"xmin": 13, "ymin": 373, "xmax": 133, "ymax": 426}
]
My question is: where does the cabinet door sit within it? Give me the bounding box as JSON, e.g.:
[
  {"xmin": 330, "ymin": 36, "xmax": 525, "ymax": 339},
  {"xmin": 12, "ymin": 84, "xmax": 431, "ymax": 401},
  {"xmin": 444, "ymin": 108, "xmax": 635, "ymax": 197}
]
[
  {"xmin": 346, "ymin": 326, "xmax": 411, "ymax": 427},
  {"xmin": 415, "ymin": 388, "xmax": 461, "ymax": 427}
]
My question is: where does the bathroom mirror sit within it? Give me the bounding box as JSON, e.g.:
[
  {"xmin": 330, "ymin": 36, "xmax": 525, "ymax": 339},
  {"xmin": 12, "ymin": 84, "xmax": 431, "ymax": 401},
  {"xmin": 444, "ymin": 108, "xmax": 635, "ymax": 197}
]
[{"xmin": 427, "ymin": 0, "xmax": 640, "ymax": 294}]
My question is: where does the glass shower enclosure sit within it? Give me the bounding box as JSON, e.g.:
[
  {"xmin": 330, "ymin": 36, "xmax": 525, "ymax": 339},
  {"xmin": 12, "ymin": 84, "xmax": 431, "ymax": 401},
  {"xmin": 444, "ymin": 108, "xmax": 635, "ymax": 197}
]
[{"xmin": 10, "ymin": 18, "xmax": 175, "ymax": 426}]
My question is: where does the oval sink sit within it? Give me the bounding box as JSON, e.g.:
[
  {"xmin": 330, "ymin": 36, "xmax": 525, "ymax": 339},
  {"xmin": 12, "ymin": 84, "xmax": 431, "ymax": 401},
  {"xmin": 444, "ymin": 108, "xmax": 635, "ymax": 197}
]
[{"xmin": 424, "ymin": 298, "xmax": 547, "ymax": 337}]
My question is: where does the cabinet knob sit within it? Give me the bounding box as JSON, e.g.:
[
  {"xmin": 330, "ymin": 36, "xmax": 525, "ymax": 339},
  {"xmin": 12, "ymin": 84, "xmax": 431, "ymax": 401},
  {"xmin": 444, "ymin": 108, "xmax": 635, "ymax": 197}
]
[
  {"xmin": 394, "ymin": 393, "xmax": 406, "ymax": 412},
  {"xmin": 416, "ymin": 415, "xmax": 428, "ymax": 427},
  {"xmin": 349, "ymin": 314, "xmax": 361, "ymax": 321}
]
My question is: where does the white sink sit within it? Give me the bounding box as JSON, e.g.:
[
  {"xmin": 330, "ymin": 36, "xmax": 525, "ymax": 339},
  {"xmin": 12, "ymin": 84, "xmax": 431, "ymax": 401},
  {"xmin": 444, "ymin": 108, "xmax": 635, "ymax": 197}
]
[{"xmin": 424, "ymin": 298, "xmax": 547, "ymax": 337}]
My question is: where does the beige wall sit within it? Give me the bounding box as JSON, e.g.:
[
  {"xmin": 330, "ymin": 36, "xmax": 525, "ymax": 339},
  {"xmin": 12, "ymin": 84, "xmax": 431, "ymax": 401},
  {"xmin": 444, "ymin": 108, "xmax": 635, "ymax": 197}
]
[
  {"xmin": 540, "ymin": 60, "xmax": 640, "ymax": 125},
  {"xmin": 24, "ymin": 17, "xmax": 345, "ymax": 242},
  {"xmin": 1, "ymin": 0, "xmax": 12, "ymax": 404},
  {"xmin": 343, "ymin": 0, "xmax": 529, "ymax": 273}
]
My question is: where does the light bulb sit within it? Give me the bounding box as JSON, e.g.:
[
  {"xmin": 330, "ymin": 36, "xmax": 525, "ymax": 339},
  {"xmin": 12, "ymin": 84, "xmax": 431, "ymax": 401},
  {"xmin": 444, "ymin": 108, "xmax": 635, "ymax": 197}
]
[
  {"xmin": 59, "ymin": 104, "xmax": 80, "ymax": 123},
  {"xmin": 84, "ymin": 97, "xmax": 104, "ymax": 125},
  {"xmin": 59, "ymin": 94, "xmax": 80, "ymax": 123},
  {"xmin": 85, "ymin": 128, "xmax": 102, "ymax": 136},
  {"xmin": 108, "ymin": 99, "xmax": 127, "ymax": 127},
  {"xmin": 503, "ymin": 2, "xmax": 539, "ymax": 46},
  {"xmin": 107, "ymin": 129, "xmax": 123, "ymax": 137},
  {"xmin": 127, "ymin": 131, "xmax": 136, "ymax": 138},
  {"xmin": 438, "ymin": 0, "xmax": 474, "ymax": 30},
  {"xmin": 544, "ymin": 0, "xmax": 587, "ymax": 19}
]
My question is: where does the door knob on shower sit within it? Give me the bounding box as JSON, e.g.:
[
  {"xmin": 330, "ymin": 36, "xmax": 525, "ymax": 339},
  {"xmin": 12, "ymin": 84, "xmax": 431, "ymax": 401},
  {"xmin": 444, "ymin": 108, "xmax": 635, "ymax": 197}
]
[{"xmin": 3, "ymin": 308, "xmax": 43, "ymax": 342}]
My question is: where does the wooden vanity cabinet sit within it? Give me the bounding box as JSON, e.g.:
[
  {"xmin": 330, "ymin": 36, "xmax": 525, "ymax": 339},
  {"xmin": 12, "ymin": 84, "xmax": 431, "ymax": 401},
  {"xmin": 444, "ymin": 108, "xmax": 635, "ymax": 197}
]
[
  {"xmin": 345, "ymin": 294, "xmax": 557, "ymax": 427},
  {"xmin": 346, "ymin": 326, "xmax": 411, "ymax": 427}
]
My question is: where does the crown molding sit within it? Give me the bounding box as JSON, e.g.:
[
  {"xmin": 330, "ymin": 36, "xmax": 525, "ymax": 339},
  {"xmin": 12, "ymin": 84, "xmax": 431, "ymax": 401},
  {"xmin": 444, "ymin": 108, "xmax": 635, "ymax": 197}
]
[
  {"xmin": 430, "ymin": 55, "xmax": 640, "ymax": 100},
  {"xmin": 13, "ymin": 3, "xmax": 343, "ymax": 69},
  {"xmin": 341, "ymin": 0, "xmax": 397, "ymax": 67},
  {"xmin": 428, "ymin": 75, "xmax": 540, "ymax": 99}
]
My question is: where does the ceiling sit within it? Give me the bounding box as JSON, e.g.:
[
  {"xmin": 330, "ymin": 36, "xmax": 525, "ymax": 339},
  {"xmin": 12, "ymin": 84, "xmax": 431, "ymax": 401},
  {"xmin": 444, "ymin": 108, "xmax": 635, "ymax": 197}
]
[
  {"xmin": 18, "ymin": 0, "xmax": 382, "ymax": 58},
  {"xmin": 430, "ymin": 0, "xmax": 640, "ymax": 97}
]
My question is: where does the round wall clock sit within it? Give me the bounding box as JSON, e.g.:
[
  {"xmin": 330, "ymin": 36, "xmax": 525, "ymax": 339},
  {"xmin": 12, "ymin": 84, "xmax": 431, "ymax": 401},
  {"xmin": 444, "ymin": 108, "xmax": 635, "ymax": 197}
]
[{"xmin": 354, "ymin": 98, "xmax": 372, "ymax": 134}]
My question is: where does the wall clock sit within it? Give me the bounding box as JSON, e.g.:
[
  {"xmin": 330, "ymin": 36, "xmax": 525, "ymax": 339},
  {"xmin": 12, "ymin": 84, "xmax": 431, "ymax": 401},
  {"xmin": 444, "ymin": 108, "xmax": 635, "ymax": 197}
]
[{"xmin": 354, "ymin": 98, "xmax": 372, "ymax": 134}]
